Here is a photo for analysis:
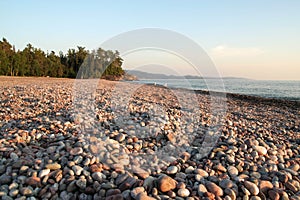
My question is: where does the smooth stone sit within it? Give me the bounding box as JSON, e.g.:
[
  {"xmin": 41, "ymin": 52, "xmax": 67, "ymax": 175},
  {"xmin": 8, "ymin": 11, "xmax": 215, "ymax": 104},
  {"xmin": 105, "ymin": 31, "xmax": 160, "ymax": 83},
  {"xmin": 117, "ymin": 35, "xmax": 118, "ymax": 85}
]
[
  {"xmin": 0, "ymin": 174, "xmax": 12, "ymax": 184},
  {"xmin": 70, "ymin": 147, "xmax": 83, "ymax": 155},
  {"xmin": 253, "ymin": 146, "xmax": 267, "ymax": 155},
  {"xmin": 177, "ymin": 188, "xmax": 190, "ymax": 197},
  {"xmin": 268, "ymin": 190, "xmax": 280, "ymax": 200},
  {"xmin": 45, "ymin": 163, "xmax": 61, "ymax": 170},
  {"xmin": 195, "ymin": 174, "xmax": 203, "ymax": 182},
  {"xmin": 116, "ymin": 174, "xmax": 129, "ymax": 186},
  {"xmin": 250, "ymin": 197, "xmax": 261, "ymax": 200},
  {"xmin": 132, "ymin": 166, "xmax": 149, "ymax": 179},
  {"xmin": 106, "ymin": 189, "xmax": 121, "ymax": 197},
  {"xmin": 25, "ymin": 177, "xmax": 40, "ymax": 186},
  {"xmin": 143, "ymin": 176, "xmax": 155, "ymax": 191},
  {"xmin": 136, "ymin": 192, "xmax": 156, "ymax": 200},
  {"xmin": 226, "ymin": 155, "xmax": 236, "ymax": 164},
  {"xmin": 76, "ymin": 179, "xmax": 87, "ymax": 190},
  {"xmin": 72, "ymin": 165, "xmax": 83, "ymax": 176},
  {"xmin": 9, "ymin": 189, "xmax": 19, "ymax": 197},
  {"xmin": 79, "ymin": 193, "xmax": 88, "ymax": 200},
  {"xmin": 185, "ymin": 166, "xmax": 195, "ymax": 174},
  {"xmin": 284, "ymin": 168, "xmax": 298, "ymax": 176},
  {"xmin": 244, "ymin": 181, "xmax": 259, "ymax": 196},
  {"xmin": 73, "ymin": 156, "xmax": 83, "ymax": 164},
  {"xmin": 158, "ymin": 175, "xmax": 177, "ymax": 192},
  {"xmin": 214, "ymin": 164, "xmax": 227, "ymax": 172},
  {"xmin": 20, "ymin": 187, "xmax": 33, "ymax": 196},
  {"xmin": 197, "ymin": 184, "xmax": 207, "ymax": 196},
  {"xmin": 166, "ymin": 166, "xmax": 178, "ymax": 174},
  {"xmin": 82, "ymin": 158, "xmax": 91, "ymax": 166},
  {"xmin": 259, "ymin": 180, "xmax": 273, "ymax": 194},
  {"xmin": 67, "ymin": 180, "xmax": 77, "ymax": 192},
  {"xmin": 285, "ymin": 181, "xmax": 298, "ymax": 193},
  {"xmin": 10, "ymin": 152, "xmax": 19, "ymax": 161},
  {"xmin": 205, "ymin": 181, "xmax": 223, "ymax": 197},
  {"xmin": 130, "ymin": 187, "xmax": 145, "ymax": 199},
  {"xmin": 47, "ymin": 146, "xmax": 57, "ymax": 154},
  {"xmin": 38, "ymin": 169, "xmax": 50, "ymax": 178},
  {"xmin": 227, "ymin": 166, "xmax": 239, "ymax": 177},
  {"xmin": 289, "ymin": 164, "xmax": 300, "ymax": 172},
  {"xmin": 2, "ymin": 196, "xmax": 13, "ymax": 200},
  {"xmin": 92, "ymin": 172, "xmax": 104, "ymax": 182},
  {"xmin": 219, "ymin": 179, "xmax": 234, "ymax": 189},
  {"xmin": 8, "ymin": 182, "xmax": 18, "ymax": 190},
  {"xmin": 224, "ymin": 188, "xmax": 236, "ymax": 200},
  {"xmin": 194, "ymin": 169, "xmax": 209, "ymax": 177}
]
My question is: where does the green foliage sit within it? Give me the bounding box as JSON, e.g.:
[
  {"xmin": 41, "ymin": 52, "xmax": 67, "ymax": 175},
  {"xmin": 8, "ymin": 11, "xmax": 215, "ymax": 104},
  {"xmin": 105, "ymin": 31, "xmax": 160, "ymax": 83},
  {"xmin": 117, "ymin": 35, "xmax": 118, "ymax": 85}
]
[{"xmin": 0, "ymin": 38, "xmax": 125, "ymax": 79}]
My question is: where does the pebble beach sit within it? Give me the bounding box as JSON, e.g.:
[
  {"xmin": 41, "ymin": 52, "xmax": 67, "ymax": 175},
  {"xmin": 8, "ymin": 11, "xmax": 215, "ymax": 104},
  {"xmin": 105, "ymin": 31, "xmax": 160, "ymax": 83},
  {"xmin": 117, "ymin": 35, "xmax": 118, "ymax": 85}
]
[{"xmin": 0, "ymin": 76, "xmax": 299, "ymax": 200}]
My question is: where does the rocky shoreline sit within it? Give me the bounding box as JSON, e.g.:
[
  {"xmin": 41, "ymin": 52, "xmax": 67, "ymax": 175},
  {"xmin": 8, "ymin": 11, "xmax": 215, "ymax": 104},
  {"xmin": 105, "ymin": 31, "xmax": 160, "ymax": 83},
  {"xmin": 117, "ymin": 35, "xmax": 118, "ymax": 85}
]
[{"xmin": 0, "ymin": 76, "xmax": 299, "ymax": 200}]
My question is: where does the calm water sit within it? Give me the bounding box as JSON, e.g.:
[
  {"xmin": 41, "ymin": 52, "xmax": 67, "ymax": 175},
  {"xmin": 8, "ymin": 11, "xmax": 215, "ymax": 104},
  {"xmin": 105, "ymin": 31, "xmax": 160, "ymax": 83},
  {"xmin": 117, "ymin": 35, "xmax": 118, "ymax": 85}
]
[{"xmin": 132, "ymin": 79, "xmax": 300, "ymax": 101}]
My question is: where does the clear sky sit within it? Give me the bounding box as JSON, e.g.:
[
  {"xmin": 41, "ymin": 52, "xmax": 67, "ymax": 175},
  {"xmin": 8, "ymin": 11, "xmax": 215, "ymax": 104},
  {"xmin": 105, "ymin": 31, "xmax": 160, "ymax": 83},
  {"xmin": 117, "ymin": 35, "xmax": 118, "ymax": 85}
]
[{"xmin": 1, "ymin": 0, "xmax": 299, "ymax": 80}]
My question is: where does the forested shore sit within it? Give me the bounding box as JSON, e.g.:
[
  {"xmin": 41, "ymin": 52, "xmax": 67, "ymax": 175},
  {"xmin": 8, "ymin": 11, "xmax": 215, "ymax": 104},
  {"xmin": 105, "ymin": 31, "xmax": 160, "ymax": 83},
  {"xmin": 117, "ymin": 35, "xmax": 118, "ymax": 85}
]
[{"xmin": 0, "ymin": 38, "xmax": 125, "ymax": 79}]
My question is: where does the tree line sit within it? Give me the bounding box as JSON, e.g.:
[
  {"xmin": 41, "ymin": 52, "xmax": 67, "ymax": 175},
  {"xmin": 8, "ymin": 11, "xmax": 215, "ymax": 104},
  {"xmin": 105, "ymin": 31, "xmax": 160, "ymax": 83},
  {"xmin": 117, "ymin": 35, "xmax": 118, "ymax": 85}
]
[{"xmin": 0, "ymin": 38, "xmax": 125, "ymax": 79}]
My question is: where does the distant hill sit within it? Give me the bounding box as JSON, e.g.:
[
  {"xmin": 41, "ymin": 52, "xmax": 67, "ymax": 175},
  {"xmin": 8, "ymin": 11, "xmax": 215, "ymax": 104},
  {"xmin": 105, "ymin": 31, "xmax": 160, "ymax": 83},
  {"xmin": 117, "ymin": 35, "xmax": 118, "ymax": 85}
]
[
  {"xmin": 126, "ymin": 70, "xmax": 203, "ymax": 79},
  {"xmin": 126, "ymin": 70, "xmax": 248, "ymax": 80}
]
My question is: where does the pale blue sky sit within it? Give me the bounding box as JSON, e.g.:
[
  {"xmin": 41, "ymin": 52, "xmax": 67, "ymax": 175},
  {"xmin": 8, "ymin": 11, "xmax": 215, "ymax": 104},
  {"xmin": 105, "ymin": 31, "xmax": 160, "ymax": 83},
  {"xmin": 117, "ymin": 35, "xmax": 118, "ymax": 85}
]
[{"xmin": 1, "ymin": 1, "xmax": 299, "ymax": 79}]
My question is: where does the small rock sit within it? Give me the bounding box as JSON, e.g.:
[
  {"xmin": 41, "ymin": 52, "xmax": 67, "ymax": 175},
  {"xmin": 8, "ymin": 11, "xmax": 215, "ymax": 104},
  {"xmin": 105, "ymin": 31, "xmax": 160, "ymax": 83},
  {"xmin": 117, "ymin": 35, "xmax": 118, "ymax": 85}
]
[
  {"xmin": 253, "ymin": 146, "xmax": 267, "ymax": 155},
  {"xmin": 219, "ymin": 179, "xmax": 234, "ymax": 189},
  {"xmin": 136, "ymin": 192, "xmax": 156, "ymax": 200},
  {"xmin": 143, "ymin": 176, "xmax": 155, "ymax": 192},
  {"xmin": 166, "ymin": 166, "xmax": 178, "ymax": 174},
  {"xmin": 130, "ymin": 187, "xmax": 145, "ymax": 199},
  {"xmin": 79, "ymin": 193, "xmax": 88, "ymax": 200},
  {"xmin": 132, "ymin": 166, "xmax": 149, "ymax": 179},
  {"xmin": 268, "ymin": 189, "xmax": 280, "ymax": 200},
  {"xmin": 116, "ymin": 133, "xmax": 126, "ymax": 142},
  {"xmin": 1, "ymin": 195, "xmax": 13, "ymax": 200},
  {"xmin": 224, "ymin": 188, "xmax": 236, "ymax": 200},
  {"xmin": 0, "ymin": 174, "xmax": 12, "ymax": 184},
  {"xmin": 89, "ymin": 145, "xmax": 99, "ymax": 154},
  {"xmin": 45, "ymin": 163, "xmax": 61, "ymax": 170},
  {"xmin": 185, "ymin": 166, "xmax": 195, "ymax": 174},
  {"xmin": 289, "ymin": 164, "xmax": 300, "ymax": 172},
  {"xmin": 214, "ymin": 164, "xmax": 227, "ymax": 172},
  {"xmin": 9, "ymin": 189, "xmax": 19, "ymax": 197},
  {"xmin": 259, "ymin": 180, "xmax": 273, "ymax": 194},
  {"xmin": 227, "ymin": 166, "xmax": 239, "ymax": 177},
  {"xmin": 285, "ymin": 181, "xmax": 298, "ymax": 193},
  {"xmin": 72, "ymin": 165, "xmax": 83, "ymax": 176},
  {"xmin": 106, "ymin": 189, "xmax": 121, "ymax": 197},
  {"xmin": 47, "ymin": 146, "xmax": 57, "ymax": 154},
  {"xmin": 106, "ymin": 194, "xmax": 124, "ymax": 200},
  {"xmin": 76, "ymin": 178, "xmax": 87, "ymax": 190},
  {"xmin": 38, "ymin": 169, "xmax": 50, "ymax": 178},
  {"xmin": 92, "ymin": 172, "xmax": 103, "ymax": 182},
  {"xmin": 205, "ymin": 181, "xmax": 223, "ymax": 197},
  {"xmin": 10, "ymin": 152, "xmax": 19, "ymax": 160},
  {"xmin": 82, "ymin": 158, "xmax": 91, "ymax": 166},
  {"xmin": 158, "ymin": 175, "xmax": 177, "ymax": 192},
  {"xmin": 198, "ymin": 184, "xmax": 207, "ymax": 196},
  {"xmin": 250, "ymin": 197, "xmax": 261, "ymax": 200},
  {"xmin": 244, "ymin": 181, "xmax": 259, "ymax": 196},
  {"xmin": 25, "ymin": 177, "xmax": 40, "ymax": 186},
  {"xmin": 195, "ymin": 169, "xmax": 209, "ymax": 177},
  {"xmin": 20, "ymin": 187, "xmax": 33, "ymax": 196},
  {"xmin": 70, "ymin": 147, "xmax": 83, "ymax": 155},
  {"xmin": 177, "ymin": 188, "xmax": 190, "ymax": 197},
  {"xmin": 90, "ymin": 163, "xmax": 102, "ymax": 173},
  {"xmin": 67, "ymin": 180, "xmax": 77, "ymax": 192}
]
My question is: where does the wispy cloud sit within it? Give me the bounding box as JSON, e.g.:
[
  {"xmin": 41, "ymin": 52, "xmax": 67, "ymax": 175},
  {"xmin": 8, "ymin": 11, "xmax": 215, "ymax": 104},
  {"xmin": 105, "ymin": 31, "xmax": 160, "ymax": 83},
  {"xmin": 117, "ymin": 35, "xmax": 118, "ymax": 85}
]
[{"xmin": 211, "ymin": 45, "xmax": 264, "ymax": 57}]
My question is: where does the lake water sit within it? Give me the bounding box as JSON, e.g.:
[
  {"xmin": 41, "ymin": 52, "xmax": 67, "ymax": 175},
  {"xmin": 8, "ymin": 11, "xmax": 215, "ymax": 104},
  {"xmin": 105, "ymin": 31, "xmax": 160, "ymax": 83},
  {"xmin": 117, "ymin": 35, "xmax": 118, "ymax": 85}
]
[{"xmin": 132, "ymin": 79, "xmax": 300, "ymax": 101}]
